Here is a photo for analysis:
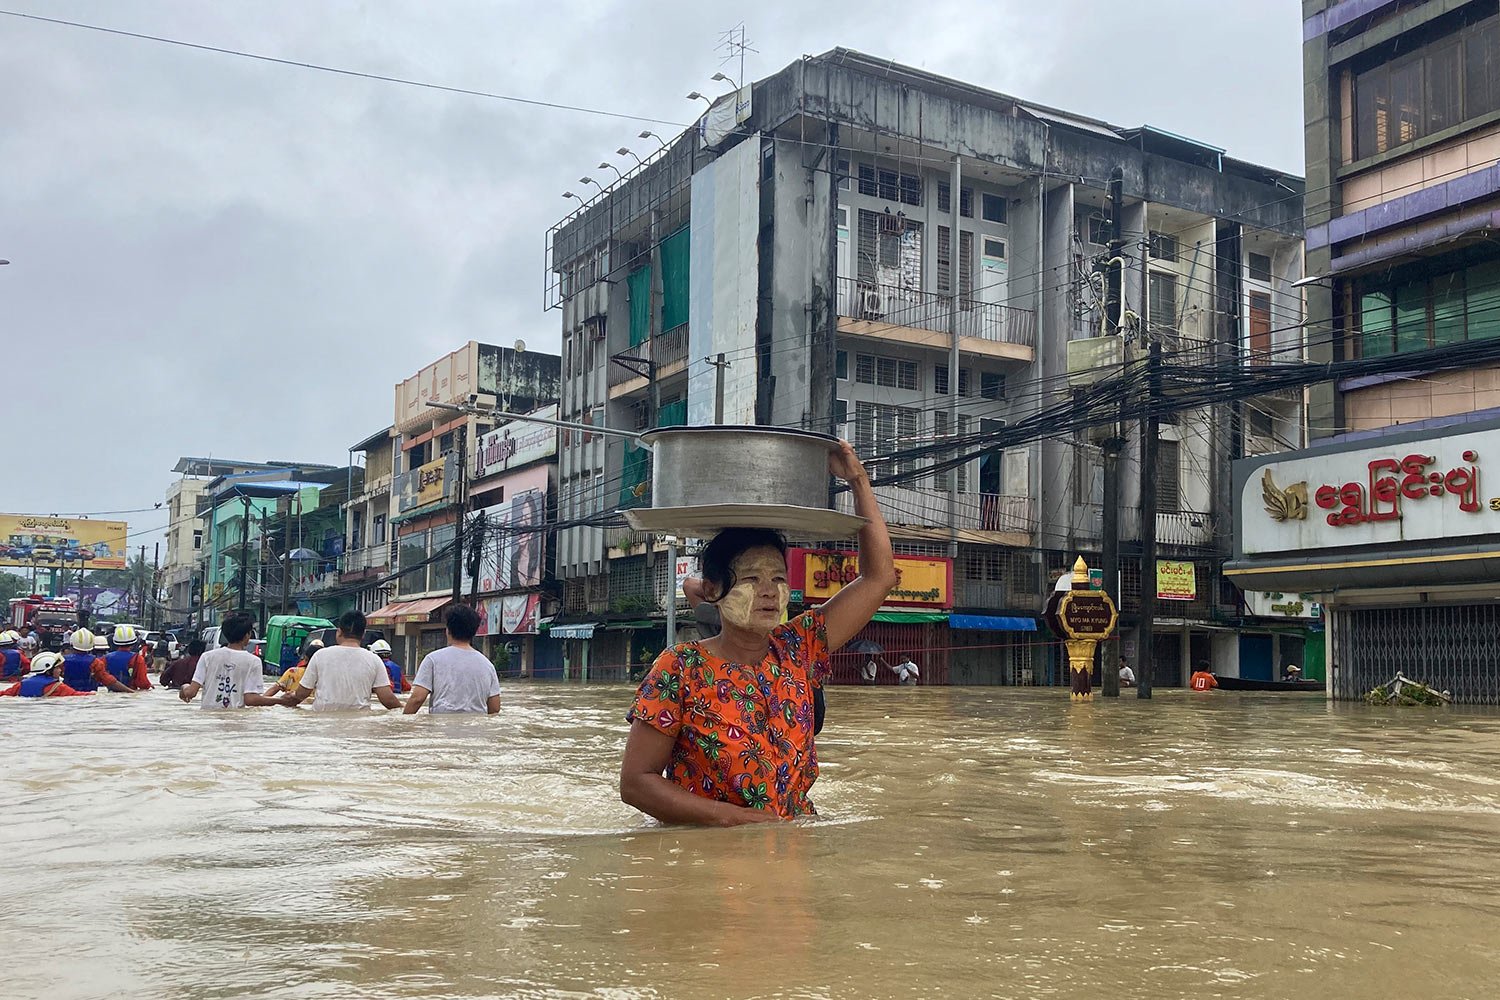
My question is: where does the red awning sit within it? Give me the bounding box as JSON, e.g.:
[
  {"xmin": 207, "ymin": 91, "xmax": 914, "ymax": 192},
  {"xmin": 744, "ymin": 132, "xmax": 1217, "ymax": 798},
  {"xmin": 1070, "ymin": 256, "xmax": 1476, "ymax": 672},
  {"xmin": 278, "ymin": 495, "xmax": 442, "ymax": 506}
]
[{"xmin": 365, "ymin": 596, "xmax": 451, "ymax": 625}]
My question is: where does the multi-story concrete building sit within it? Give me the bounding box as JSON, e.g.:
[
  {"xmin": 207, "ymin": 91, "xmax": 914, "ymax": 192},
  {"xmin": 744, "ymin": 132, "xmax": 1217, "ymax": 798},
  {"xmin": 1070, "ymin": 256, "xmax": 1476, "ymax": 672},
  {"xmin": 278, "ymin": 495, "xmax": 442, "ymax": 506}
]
[
  {"xmin": 548, "ymin": 49, "xmax": 1304, "ymax": 685},
  {"xmin": 364, "ymin": 342, "xmax": 560, "ymax": 670},
  {"xmin": 162, "ymin": 457, "xmax": 331, "ymax": 626},
  {"xmin": 340, "ymin": 426, "xmax": 396, "ymax": 616},
  {"xmin": 1229, "ymin": 1, "xmax": 1500, "ymax": 703}
]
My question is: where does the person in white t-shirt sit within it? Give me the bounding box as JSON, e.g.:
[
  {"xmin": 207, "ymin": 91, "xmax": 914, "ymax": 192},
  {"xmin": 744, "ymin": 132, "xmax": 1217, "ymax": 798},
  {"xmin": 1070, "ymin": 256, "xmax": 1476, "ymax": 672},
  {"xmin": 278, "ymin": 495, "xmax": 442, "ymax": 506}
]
[
  {"xmin": 179, "ymin": 612, "xmax": 280, "ymax": 710},
  {"xmin": 892, "ymin": 657, "xmax": 920, "ymax": 685},
  {"xmin": 1118, "ymin": 660, "xmax": 1137, "ymax": 687},
  {"xmin": 403, "ymin": 605, "xmax": 501, "ymax": 715},
  {"xmin": 277, "ymin": 610, "xmax": 401, "ymax": 712}
]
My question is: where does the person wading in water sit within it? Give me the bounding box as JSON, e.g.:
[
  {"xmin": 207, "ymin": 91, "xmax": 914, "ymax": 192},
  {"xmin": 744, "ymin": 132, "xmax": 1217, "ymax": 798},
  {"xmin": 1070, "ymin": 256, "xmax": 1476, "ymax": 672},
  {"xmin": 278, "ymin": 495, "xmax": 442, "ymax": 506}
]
[{"xmin": 620, "ymin": 441, "xmax": 896, "ymax": 826}]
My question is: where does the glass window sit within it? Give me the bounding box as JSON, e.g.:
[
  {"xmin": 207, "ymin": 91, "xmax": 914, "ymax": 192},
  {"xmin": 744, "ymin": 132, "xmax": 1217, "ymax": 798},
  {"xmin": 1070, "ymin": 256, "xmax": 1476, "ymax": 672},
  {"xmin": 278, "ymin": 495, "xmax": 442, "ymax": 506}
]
[
  {"xmin": 1394, "ymin": 279, "xmax": 1429, "ymax": 353},
  {"xmin": 1361, "ymin": 289, "xmax": 1394, "ymax": 356},
  {"xmin": 1427, "ymin": 40, "xmax": 1463, "ymax": 134},
  {"xmin": 981, "ymin": 193, "xmax": 1006, "ymax": 224},
  {"xmin": 834, "ymin": 399, "xmax": 848, "ymax": 425},
  {"xmin": 1149, "ymin": 231, "xmax": 1179, "ymax": 262},
  {"xmin": 836, "ymin": 350, "xmax": 848, "ymax": 380},
  {"xmin": 1149, "ymin": 271, "xmax": 1179, "ymax": 330},
  {"xmin": 981, "ymin": 372, "xmax": 1005, "ymax": 400},
  {"xmin": 837, "ymin": 159, "xmax": 851, "ymax": 191},
  {"xmin": 1156, "ymin": 439, "xmax": 1181, "ymax": 513},
  {"xmin": 1466, "ymin": 17, "xmax": 1500, "ymax": 120},
  {"xmin": 426, "ymin": 525, "xmax": 455, "ymax": 594},
  {"xmin": 858, "ymin": 163, "xmax": 876, "ymax": 197},
  {"xmin": 1432, "ymin": 271, "xmax": 1467, "ymax": 347},
  {"xmin": 937, "ymin": 182, "xmax": 951, "ymax": 213},
  {"xmin": 1248, "ymin": 252, "xmax": 1273, "ymax": 281},
  {"xmin": 1390, "ymin": 58, "xmax": 1424, "ymax": 149},
  {"xmin": 397, "ymin": 529, "xmax": 428, "ymax": 598},
  {"xmin": 1087, "ymin": 215, "xmax": 1109, "ymax": 245},
  {"xmin": 934, "ymin": 365, "xmax": 949, "ymax": 395},
  {"xmin": 1467, "ymin": 260, "xmax": 1500, "ymax": 340},
  {"xmin": 856, "ymin": 354, "xmax": 876, "ymax": 384}
]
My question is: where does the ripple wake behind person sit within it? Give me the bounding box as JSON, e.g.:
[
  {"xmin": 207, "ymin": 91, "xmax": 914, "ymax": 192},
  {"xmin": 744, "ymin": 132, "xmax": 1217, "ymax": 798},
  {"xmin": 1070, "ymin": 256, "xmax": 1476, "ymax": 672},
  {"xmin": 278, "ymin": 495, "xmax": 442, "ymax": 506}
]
[{"xmin": 620, "ymin": 440, "xmax": 897, "ymax": 826}]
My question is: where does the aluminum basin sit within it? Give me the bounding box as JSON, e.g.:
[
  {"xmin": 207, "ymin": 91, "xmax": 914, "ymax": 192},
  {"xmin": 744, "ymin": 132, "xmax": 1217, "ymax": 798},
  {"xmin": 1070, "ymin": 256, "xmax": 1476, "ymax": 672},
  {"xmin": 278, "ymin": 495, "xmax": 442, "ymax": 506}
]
[{"xmin": 640, "ymin": 425, "xmax": 840, "ymax": 511}]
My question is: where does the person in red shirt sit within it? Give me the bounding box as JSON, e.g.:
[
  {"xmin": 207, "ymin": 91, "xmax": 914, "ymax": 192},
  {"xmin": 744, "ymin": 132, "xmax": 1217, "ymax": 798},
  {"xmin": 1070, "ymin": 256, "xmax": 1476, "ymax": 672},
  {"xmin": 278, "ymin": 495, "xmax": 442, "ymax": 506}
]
[
  {"xmin": 1190, "ymin": 664, "xmax": 1218, "ymax": 692},
  {"xmin": 0, "ymin": 630, "xmax": 30, "ymax": 682},
  {"xmin": 103, "ymin": 625, "xmax": 153, "ymax": 690}
]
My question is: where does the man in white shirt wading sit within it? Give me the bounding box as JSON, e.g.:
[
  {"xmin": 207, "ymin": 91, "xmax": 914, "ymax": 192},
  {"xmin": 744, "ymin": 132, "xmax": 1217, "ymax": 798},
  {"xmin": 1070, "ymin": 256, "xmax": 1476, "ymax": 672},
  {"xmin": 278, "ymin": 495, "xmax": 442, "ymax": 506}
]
[
  {"xmin": 403, "ymin": 604, "xmax": 501, "ymax": 715},
  {"xmin": 277, "ymin": 609, "xmax": 402, "ymax": 712},
  {"xmin": 180, "ymin": 612, "xmax": 280, "ymax": 710}
]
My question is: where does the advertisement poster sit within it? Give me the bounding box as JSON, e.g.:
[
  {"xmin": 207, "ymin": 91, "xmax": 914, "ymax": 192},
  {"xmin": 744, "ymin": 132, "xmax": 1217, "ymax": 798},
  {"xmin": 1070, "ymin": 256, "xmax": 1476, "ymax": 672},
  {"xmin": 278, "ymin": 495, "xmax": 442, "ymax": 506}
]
[
  {"xmin": 477, "ymin": 593, "xmax": 539, "ymax": 635},
  {"xmin": 1156, "ymin": 560, "xmax": 1198, "ymax": 601},
  {"xmin": 470, "ymin": 487, "xmax": 546, "ymax": 593},
  {"xmin": 0, "ymin": 514, "xmax": 130, "ymax": 570}
]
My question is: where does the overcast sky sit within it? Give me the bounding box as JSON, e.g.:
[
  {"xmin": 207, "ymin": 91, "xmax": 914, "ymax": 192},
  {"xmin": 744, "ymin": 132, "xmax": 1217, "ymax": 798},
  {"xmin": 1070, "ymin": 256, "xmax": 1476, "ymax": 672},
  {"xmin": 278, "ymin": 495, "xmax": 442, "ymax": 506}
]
[{"xmin": 1, "ymin": 0, "xmax": 1303, "ymax": 552}]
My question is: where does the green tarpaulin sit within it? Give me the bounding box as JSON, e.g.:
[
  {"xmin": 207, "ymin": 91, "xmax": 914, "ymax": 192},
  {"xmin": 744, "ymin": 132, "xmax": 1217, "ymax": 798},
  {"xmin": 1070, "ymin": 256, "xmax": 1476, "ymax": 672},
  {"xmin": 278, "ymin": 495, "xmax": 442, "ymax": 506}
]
[
  {"xmin": 661, "ymin": 226, "xmax": 690, "ymax": 332},
  {"xmin": 627, "ymin": 266, "xmax": 651, "ymax": 348}
]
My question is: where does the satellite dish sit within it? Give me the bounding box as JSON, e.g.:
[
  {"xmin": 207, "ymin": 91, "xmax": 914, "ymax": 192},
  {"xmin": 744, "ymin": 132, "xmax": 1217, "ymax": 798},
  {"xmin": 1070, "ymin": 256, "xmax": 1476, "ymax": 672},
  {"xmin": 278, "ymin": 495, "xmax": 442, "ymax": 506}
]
[{"xmin": 514, "ymin": 339, "xmax": 526, "ymax": 354}]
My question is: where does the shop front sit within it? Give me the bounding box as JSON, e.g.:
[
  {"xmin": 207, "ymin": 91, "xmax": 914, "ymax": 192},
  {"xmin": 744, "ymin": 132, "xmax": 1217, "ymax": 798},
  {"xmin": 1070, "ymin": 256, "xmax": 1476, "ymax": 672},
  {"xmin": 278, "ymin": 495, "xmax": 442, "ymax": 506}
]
[
  {"xmin": 786, "ymin": 548, "xmax": 955, "ymax": 684},
  {"xmin": 1227, "ymin": 419, "xmax": 1500, "ymax": 703}
]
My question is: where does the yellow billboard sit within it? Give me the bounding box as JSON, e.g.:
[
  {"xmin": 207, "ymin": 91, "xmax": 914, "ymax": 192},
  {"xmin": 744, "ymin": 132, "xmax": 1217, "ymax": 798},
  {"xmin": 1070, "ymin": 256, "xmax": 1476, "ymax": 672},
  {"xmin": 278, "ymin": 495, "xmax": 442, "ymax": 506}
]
[
  {"xmin": 1156, "ymin": 560, "xmax": 1198, "ymax": 601},
  {"xmin": 0, "ymin": 514, "xmax": 130, "ymax": 570}
]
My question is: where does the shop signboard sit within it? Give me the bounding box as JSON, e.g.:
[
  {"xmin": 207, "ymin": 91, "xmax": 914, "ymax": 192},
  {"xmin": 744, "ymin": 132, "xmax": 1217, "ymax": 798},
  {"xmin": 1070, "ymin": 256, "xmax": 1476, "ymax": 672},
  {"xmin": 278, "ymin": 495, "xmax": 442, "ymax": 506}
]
[
  {"xmin": 1243, "ymin": 591, "xmax": 1321, "ymax": 620},
  {"xmin": 1239, "ymin": 425, "xmax": 1500, "ymax": 555},
  {"xmin": 1156, "ymin": 560, "xmax": 1197, "ymax": 601},
  {"xmin": 395, "ymin": 453, "xmax": 457, "ymax": 514},
  {"xmin": 787, "ymin": 548, "xmax": 953, "ymax": 608},
  {"xmin": 0, "ymin": 514, "xmax": 130, "ymax": 570},
  {"xmin": 477, "ymin": 593, "xmax": 540, "ymax": 636},
  {"xmin": 474, "ymin": 405, "xmax": 559, "ymax": 480},
  {"xmin": 468, "ymin": 465, "xmax": 550, "ymax": 594}
]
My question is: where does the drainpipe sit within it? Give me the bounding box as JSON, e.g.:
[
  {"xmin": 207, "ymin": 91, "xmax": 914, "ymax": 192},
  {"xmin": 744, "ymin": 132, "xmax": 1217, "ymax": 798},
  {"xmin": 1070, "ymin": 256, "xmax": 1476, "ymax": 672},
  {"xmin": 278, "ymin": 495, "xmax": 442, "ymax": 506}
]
[{"xmin": 947, "ymin": 154, "xmax": 962, "ymax": 561}]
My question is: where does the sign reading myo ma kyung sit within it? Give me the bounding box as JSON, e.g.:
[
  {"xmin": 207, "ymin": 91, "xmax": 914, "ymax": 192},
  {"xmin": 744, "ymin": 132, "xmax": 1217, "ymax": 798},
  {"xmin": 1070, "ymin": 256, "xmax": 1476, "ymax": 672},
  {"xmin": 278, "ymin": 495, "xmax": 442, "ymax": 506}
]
[{"xmin": 1237, "ymin": 424, "xmax": 1500, "ymax": 556}]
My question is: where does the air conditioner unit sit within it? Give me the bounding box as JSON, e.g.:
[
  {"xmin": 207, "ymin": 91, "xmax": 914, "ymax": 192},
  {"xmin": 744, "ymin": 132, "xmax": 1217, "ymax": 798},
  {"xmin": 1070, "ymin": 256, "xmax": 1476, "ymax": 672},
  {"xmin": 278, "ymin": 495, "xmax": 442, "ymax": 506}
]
[{"xmin": 860, "ymin": 288, "xmax": 886, "ymax": 319}]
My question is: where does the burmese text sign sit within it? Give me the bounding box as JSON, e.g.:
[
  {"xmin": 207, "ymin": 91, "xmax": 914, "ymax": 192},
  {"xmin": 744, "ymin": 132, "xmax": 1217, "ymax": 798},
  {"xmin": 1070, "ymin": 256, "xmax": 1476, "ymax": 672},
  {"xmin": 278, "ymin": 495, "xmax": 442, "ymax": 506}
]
[{"xmin": 0, "ymin": 514, "xmax": 129, "ymax": 570}]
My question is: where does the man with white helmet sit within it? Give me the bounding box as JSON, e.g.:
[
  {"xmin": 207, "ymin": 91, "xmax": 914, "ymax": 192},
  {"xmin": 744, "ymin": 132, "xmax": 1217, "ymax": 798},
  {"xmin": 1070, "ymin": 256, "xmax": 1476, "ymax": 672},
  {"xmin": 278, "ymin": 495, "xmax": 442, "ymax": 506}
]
[
  {"xmin": 370, "ymin": 639, "xmax": 409, "ymax": 694},
  {"xmin": 0, "ymin": 631, "xmax": 30, "ymax": 684},
  {"xmin": 59, "ymin": 629, "xmax": 132, "ymax": 693},
  {"xmin": 0, "ymin": 652, "xmax": 90, "ymax": 698},
  {"xmin": 104, "ymin": 624, "xmax": 154, "ymax": 691}
]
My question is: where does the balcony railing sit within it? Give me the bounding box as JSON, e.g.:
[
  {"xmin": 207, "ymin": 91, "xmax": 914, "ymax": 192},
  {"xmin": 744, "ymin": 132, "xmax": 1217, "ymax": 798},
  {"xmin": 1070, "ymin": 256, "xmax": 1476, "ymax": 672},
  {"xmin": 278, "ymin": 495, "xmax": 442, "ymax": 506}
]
[
  {"xmin": 341, "ymin": 543, "xmax": 390, "ymax": 574},
  {"xmin": 837, "ymin": 277, "xmax": 1035, "ymax": 349},
  {"xmin": 609, "ymin": 326, "xmax": 691, "ymax": 387},
  {"xmin": 838, "ymin": 485, "xmax": 1034, "ymax": 535},
  {"xmin": 1076, "ymin": 504, "xmax": 1217, "ymax": 548}
]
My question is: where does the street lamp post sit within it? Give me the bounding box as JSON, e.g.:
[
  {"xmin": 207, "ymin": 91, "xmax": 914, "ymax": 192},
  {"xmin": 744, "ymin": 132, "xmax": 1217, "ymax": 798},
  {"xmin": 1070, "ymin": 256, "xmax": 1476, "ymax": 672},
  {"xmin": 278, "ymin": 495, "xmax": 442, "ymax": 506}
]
[{"xmin": 616, "ymin": 147, "xmax": 644, "ymax": 168}]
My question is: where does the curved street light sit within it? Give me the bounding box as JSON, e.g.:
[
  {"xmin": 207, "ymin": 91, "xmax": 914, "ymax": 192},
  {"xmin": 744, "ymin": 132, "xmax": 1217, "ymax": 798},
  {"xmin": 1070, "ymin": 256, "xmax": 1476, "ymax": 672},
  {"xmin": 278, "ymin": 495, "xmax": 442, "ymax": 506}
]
[
  {"xmin": 711, "ymin": 71, "xmax": 738, "ymax": 89},
  {"xmin": 686, "ymin": 91, "xmax": 712, "ymax": 104},
  {"xmin": 561, "ymin": 191, "xmax": 585, "ymax": 207},
  {"xmin": 638, "ymin": 130, "xmax": 668, "ymax": 150},
  {"xmin": 597, "ymin": 161, "xmax": 625, "ymax": 182},
  {"xmin": 578, "ymin": 176, "xmax": 605, "ymax": 193},
  {"xmin": 617, "ymin": 147, "xmax": 644, "ymax": 167}
]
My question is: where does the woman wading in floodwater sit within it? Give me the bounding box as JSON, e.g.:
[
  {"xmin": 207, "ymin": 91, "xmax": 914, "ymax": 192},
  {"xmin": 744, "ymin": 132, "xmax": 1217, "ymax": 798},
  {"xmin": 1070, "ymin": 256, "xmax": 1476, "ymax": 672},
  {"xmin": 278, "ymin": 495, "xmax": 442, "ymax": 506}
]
[{"xmin": 620, "ymin": 441, "xmax": 897, "ymax": 825}]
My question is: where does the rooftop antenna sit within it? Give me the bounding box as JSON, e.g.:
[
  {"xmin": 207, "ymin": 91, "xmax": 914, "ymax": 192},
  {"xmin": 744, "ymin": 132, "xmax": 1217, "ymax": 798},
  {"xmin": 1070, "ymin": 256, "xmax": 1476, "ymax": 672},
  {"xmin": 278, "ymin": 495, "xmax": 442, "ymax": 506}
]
[{"xmin": 716, "ymin": 22, "xmax": 757, "ymax": 99}]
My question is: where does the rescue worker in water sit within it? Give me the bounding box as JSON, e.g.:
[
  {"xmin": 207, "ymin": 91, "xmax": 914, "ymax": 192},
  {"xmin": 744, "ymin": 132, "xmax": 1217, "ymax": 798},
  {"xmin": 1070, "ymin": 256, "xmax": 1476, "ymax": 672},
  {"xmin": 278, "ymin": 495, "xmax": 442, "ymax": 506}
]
[
  {"xmin": 103, "ymin": 625, "xmax": 154, "ymax": 690},
  {"xmin": 0, "ymin": 630, "xmax": 31, "ymax": 683},
  {"xmin": 60, "ymin": 629, "xmax": 133, "ymax": 694},
  {"xmin": 0, "ymin": 652, "xmax": 89, "ymax": 698}
]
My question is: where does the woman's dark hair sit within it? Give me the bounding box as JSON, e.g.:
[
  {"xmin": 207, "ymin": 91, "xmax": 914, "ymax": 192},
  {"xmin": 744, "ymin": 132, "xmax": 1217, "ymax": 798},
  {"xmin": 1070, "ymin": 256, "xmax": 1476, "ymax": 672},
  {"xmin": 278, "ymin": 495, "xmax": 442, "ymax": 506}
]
[
  {"xmin": 187, "ymin": 639, "xmax": 207, "ymax": 656},
  {"xmin": 700, "ymin": 528, "xmax": 788, "ymax": 601}
]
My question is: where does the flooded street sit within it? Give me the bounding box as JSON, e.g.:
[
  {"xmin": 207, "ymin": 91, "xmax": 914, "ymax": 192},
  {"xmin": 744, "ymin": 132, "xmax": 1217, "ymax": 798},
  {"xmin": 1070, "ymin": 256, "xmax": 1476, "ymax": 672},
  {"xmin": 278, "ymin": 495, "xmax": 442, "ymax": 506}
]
[{"xmin": 5, "ymin": 685, "xmax": 1500, "ymax": 1000}]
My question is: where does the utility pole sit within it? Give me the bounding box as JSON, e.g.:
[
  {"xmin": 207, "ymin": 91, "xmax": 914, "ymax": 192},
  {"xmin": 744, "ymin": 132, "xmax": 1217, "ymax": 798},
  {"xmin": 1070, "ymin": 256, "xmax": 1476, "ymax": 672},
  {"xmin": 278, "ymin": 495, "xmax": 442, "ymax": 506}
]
[
  {"xmin": 137, "ymin": 544, "xmax": 147, "ymax": 621},
  {"xmin": 279, "ymin": 496, "xmax": 293, "ymax": 617},
  {"xmin": 258, "ymin": 508, "xmax": 269, "ymax": 632},
  {"xmin": 451, "ymin": 426, "xmax": 469, "ymax": 605},
  {"xmin": 236, "ymin": 496, "xmax": 250, "ymax": 613},
  {"xmin": 151, "ymin": 542, "xmax": 160, "ymax": 630},
  {"xmin": 1100, "ymin": 165, "xmax": 1125, "ymax": 698},
  {"xmin": 1137, "ymin": 337, "xmax": 1161, "ymax": 700},
  {"xmin": 706, "ymin": 353, "xmax": 731, "ymax": 423},
  {"xmin": 947, "ymin": 154, "xmax": 962, "ymax": 562},
  {"xmin": 665, "ymin": 535, "xmax": 678, "ymax": 648}
]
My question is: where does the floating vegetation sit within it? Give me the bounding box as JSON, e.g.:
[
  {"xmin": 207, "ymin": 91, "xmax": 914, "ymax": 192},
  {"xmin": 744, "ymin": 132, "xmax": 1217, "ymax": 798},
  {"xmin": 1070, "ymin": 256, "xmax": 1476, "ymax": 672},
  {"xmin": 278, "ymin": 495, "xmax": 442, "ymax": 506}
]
[{"xmin": 1365, "ymin": 673, "xmax": 1451, "ymax": 706}]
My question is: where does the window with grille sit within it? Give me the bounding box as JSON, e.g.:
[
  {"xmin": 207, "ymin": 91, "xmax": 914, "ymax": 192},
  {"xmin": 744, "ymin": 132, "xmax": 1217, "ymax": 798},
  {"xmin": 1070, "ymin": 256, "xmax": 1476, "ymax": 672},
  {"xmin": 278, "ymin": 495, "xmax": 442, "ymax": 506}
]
[
  {"xmin": 937, "ymin": 183, "xmax": 974, "ymax": 217},
  {"xmin": 932, "ymin": 412, "xmax": 970, "ymax": 492},
  {"xmin": 1149, "ymin": 231, "xmax": 1179, "ymax": 261},
  {"xmin": 837, "ymin": 158, "xmax": 851, "ymax": 190},
  {"xmin": 858, "ymin": 163, "xmax": 922, "ymax": 205},
  {"xmin": 958, "ymin": 367, "xmax": 971, "ymax": 397},
  {"xmin": 980, "ymin": 372, "xmax": 1005, "ymax": 400},
  {"xmin": 1156, "ymin": 438, "xmax": 1181, "ymax": 513},
  {"xmin": 934, "ymin": 365, "xmax": 949, "ymax": 395},
  {"xmin": 1073, "ymin": 446, "xmax": 1103, "ymax": 505},
  {"xmin": 855, "ymin": 401, "xmax": 919, "ymax": 478},
  {"xmin": 1149, "ymin": 271, "xmax": 1179, "ymax": 331},
  {"xmin": 857, "ymin": 210, "xmax": 924, "ymax": 286},
  {"xmin": 856, "ymin": 353, "xmax": 918, "ymax": 389},
  {"xmin": 937, "ymin": 225, "xmax": 952, "ymax": 293},
  {"xmin": 959, "ymin": 231, "xmax": 974, "ymax": 308}
]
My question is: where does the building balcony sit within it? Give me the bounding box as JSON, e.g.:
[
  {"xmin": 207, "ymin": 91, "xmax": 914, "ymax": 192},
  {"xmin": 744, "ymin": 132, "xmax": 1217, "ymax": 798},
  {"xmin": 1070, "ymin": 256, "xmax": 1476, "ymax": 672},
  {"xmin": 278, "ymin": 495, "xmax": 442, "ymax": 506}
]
[
  {"xmin": 341, "ymin": 543, "xmax": 390, "ymax": 575},
  {"xmin": 838, "ymin": 486, "xmax": 1034, "ymax": 543},
  {"xmin": 836, "ymin": 277, "xmax": 1035, "ymax": 363},
  {"xmin": 1075, "ymin": 504, "xmax": 1217, "ymax": 548},
  {"xmin": 953, "ymin": 578, "xmax": 1042, "ymax": 613},
  {"xmin": 608, "ymin": 326, "xmax": 690, "ymax": 394}
]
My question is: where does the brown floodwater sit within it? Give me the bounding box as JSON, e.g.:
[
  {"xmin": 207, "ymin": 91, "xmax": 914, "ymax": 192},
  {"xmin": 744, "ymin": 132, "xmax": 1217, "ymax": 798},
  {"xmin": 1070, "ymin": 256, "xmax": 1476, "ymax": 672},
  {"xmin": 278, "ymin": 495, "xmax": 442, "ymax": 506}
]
[{"xmin": 3, "ymin": 684, "xmax": 1499, "ymax": 999}]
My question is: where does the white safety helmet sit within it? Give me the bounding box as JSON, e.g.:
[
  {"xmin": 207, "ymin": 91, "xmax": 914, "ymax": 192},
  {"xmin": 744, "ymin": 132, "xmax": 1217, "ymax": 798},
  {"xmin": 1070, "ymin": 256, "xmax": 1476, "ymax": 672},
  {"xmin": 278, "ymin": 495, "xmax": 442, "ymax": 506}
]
[
  {"xmin": 92, "ymin": 634, "xmax": 110, "ymax": 653},
  {"xmin": 30, "ymin": 651, "xmax": 63, "ymax": 675},
  {"xmin": 0, "ymin": 630, "xmax": 17, "ymax": 647},
  {"xmin": 68, "ymin": 628, "xmax": 96, "ymax": 652},
  {"xmin": 370, "ymin": 639, "xmax": 392, "ymax": 654},
  {"xmin": 112, "ymin": 624, "xmax": 140, "ymax": 647}
]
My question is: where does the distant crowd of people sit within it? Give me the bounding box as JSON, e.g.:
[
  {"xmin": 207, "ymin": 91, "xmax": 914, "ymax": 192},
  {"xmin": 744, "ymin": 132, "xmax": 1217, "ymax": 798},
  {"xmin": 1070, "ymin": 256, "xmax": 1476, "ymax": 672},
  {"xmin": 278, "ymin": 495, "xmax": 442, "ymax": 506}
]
[{"xmin": 1, "ymin": 606, "xmax": 502, "ymax": 715}]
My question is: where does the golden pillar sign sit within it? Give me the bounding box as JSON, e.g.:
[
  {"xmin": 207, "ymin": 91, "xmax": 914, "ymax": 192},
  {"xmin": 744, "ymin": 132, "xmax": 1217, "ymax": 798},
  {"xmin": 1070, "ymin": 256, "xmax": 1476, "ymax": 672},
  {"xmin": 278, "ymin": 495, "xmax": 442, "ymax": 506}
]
[{"xmin": 1044, "ymin": 557, "xmax": 1119, "ymax": 700}]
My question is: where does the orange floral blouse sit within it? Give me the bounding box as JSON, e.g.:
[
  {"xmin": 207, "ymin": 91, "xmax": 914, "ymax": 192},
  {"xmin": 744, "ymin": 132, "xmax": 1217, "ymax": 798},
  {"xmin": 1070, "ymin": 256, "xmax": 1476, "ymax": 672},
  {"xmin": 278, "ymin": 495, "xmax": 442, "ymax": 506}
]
[{"xmin": 627, "ymin": 609, "xmax": 831, "ymax": 818}]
